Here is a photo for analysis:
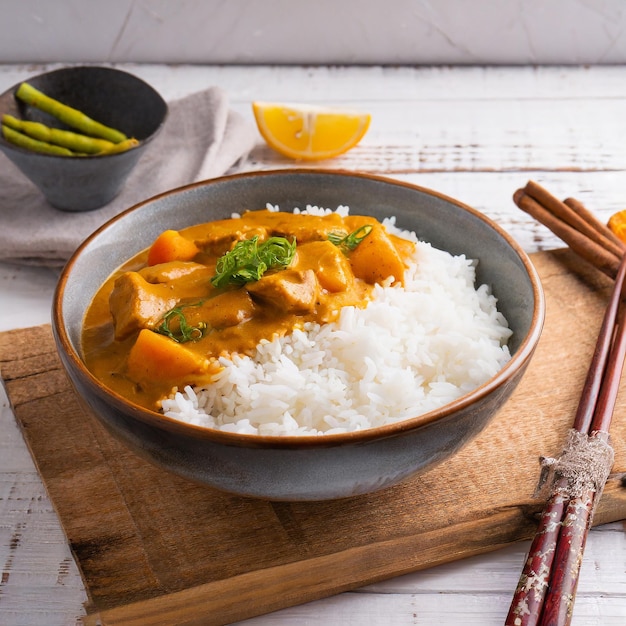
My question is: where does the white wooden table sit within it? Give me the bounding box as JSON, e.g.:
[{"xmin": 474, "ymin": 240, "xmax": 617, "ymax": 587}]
[{"xmin": 1, "ymin": 63, "xmax": 626, "ymax": 625}]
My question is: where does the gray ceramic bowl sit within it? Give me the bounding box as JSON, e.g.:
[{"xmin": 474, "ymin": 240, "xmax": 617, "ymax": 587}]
[
  {"xmin": 52, "ymin": 170, "xmax": 545, "ymax": 501},
  {"xmin": 0, "ymin": 66, "xmax": 167, "ymax": 211}
]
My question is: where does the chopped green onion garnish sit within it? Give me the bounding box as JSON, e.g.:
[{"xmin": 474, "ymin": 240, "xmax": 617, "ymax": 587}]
[
  {"xmin": 155, "ymin": 303, "xmax": 207, "ymax": 343},
  {"xmin": 328, "ymin": 224, "xmax": 373, "ymax": 253},
  {"xmin": 211, "ymin": 235, "xmax": 296, "ymax": 288}
]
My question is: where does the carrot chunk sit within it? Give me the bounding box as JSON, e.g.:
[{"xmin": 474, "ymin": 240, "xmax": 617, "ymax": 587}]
[
  {"xmin": 147, "ymin": 230, "xmax": 200, "ymax": 266},
  {"xmin": 126, "ymin": 328, "xmax": 212, "ymax": 385}
]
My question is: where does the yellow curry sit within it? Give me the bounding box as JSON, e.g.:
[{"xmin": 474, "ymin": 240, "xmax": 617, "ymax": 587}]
[{"xmin": 82, "ymin": 210, "xmax": 416, "ymax": 410}]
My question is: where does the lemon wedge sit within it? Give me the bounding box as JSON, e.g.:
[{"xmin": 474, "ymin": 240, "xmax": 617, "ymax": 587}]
[{"xmin": 252, "ymin": 101, "xmax": 371, "ymax": 161}]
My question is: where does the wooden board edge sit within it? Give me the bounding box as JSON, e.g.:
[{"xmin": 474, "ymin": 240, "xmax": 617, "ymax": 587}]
[{"xmin": 81, "ymin": 484, "xmax": 626, "ymax": 626}]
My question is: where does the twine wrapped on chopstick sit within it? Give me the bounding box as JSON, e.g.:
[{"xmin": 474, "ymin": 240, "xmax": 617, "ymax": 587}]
[
  {"xmin": 505, "ymin": 181, "xmax": 626, "ymax": 626},
  {"xmin": 534, "ymin": 429, "xmax": 614, "ymax": 502}
]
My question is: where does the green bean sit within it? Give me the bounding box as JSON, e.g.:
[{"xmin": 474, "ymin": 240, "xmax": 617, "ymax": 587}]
[
  {"xmin": 97, "ymin": 137, "xmax": 139, "ymax": 154},
  {"xmin": 2, "ymin": 124, "xmax": 78, "ymax": 156},
  {"xmin": 16, "ymin": 82, "xmax": 128, "ymax": 143},
  {"xmin": 2, "ymin": 114, "xmax": 116, "ymax": 154}
]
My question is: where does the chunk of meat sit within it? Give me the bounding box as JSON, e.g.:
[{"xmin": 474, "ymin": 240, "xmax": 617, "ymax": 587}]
[
  {"xmin": 193, "ymin": 220, "xmax": 268, "ymax": 257},
  {"xmin": 246, "ymin": 269, "xmax": 319, "ymax": 314},
  {"xmin": 109, "ymin": 272, "xmax": 178, "ymax": 340},
  {"xmin": 183, "ymin": 289, "xmax": 257, "ymax": 329},
  {"xmin": 243, "ymin": 209, "xmax": 347, "ymax": 243}
]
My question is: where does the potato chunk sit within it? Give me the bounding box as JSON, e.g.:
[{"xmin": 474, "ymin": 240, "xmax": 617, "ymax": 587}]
[
  {"xmin": 294, "ymin": 240, "xmax": 353, "ymax": 293},
  {"xmin": 345, "ymin": 223, "xmax": 406, "ymax": 285}
]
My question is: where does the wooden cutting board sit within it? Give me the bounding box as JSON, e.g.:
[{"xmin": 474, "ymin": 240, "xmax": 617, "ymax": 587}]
[{"xmin": 1, "ymin": 249, "xmax": 626, "ymax": 626}]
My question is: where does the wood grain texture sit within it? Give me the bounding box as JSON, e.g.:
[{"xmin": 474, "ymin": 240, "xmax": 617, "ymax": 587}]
[{"xmin": 1, "ymin": 249, "xmax": 626, "ymax": 625}]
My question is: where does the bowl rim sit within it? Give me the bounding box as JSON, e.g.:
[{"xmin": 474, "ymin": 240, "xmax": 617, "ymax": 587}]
[
  {"xmin": 0, "ymin": 64, "xmax": 168, "ymax": 160},
  {"xmin": 53, "ymin": 168, "xmax": 546, "ymax": 449}
]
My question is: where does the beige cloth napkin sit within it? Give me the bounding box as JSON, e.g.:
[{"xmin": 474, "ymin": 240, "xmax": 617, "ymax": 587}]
[{"xmin": 0, "ymin": 87, "xmax": 257, "ymax": 267}]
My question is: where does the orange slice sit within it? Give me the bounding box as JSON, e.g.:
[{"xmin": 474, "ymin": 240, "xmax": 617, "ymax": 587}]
[
  {"xmin": 252, "ymin": 101, "xmax": 371, "ymax": 161},
  {"xmin": 608, "ymin": 209, "xmax": 626, "ymax": 243}
]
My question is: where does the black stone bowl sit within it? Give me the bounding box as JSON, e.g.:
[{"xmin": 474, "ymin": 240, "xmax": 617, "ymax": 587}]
[
  {"xmin": 52, "ymin": 170, "xmax": 546, "ymax": 501},
  {"xmin": 0, "ymin": 66, "xmax": 167, "ymax": 211}
]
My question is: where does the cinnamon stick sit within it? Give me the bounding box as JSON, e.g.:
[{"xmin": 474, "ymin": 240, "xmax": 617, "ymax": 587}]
[
  {"xmin": 513, "ymin": 189, "xmax": 621, "ymax": 279},
  {"xmin": 563, "ymin": 196, "xmax": 626, "ymax": 251},
  {"xmin": 524, "ymin": 181, "xmax": 625, "ymax": 259}
]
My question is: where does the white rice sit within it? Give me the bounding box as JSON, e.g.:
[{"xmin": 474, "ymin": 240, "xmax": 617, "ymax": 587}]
[{"xmin": 160, "ymin": 205, "xmax": 513, "ymax": 436}]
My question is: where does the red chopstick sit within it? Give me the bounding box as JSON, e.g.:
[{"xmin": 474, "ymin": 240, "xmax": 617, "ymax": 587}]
[{"xmin": 505, "ymin": 253, "xmax": 626, "ymax": 626}]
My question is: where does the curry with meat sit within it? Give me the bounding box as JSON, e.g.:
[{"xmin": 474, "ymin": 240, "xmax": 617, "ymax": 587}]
[{"xmin": 82, "ymin": 209, "xmax": 416, "ymax": 410}]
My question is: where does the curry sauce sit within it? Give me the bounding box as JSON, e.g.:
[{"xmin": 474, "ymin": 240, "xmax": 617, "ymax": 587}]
[{"xmin": 82, "ymin": 210, "xmax": 416, "ymax": 410}]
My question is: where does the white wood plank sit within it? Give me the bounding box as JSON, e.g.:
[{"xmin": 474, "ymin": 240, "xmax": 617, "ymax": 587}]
[
  {"xmin": 361, "ymin": 529, "xmax": 626, "ymax": 595},
  {"xmin": 232, "ymin": 590, "xmax": 626, "ymax": 625},
  {"xmin": 7, "ymin": 63, "xmax": 626, "ymax": 101},
  {"xmin": 0, "ymin": 389, "xmax": 88, "ymax": 625},
  {"xmin": 5, "ymin": 63, "xmax": 626, "ymax": 103},
  {"xmin": 0, "ymin": 263, "xmax": 58, "ymax": 332}
]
